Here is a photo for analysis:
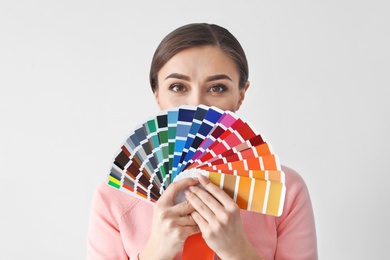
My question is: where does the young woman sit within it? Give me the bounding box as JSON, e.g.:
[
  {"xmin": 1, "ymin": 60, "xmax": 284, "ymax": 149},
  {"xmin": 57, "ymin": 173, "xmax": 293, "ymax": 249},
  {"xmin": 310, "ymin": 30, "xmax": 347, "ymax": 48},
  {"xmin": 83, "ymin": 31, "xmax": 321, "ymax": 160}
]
[{"xmin": 87, "ymin": 23, "xmax": 318, "ymax": 260}]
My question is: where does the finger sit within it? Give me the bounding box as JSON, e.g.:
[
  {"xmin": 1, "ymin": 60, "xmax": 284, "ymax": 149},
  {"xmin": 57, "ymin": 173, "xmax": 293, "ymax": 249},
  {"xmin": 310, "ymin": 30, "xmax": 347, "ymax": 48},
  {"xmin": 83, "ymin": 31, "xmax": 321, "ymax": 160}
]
[
  {"xmin": 183, "ymin": 224, "xmax": 201, "ymax": 238},
  {"xmin": 171, "ymin": 199, "xmax": 196, "ymax": 217},
  {"xmin": 197, "ymin": 173, "xmax": 235, "ymax": 208},
  {"xmin": 175, "ymin": 215, "xmax": 198, "ymax": 227},
  {"xmin": 171, "ymin": 224, "xmax": 201, "ymax": 245},
  {"xmin": 190, "ymin": 211, "xmax": 208, "ymax": 232},
  {"xmin": 185, "ymin": 186, "xmax": 217, "ymax": 222},
  {"xmin": 158, "ymin": 177, "xmax": 199, "ymax": 205}
]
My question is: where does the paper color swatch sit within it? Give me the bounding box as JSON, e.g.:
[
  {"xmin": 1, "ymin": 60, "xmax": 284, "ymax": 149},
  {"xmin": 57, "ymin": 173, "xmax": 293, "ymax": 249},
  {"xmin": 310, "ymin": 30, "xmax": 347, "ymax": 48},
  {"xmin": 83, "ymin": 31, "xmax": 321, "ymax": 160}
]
[{"xmin": 107, "ymin": 105, "xmax": 286, "ymax": 217}]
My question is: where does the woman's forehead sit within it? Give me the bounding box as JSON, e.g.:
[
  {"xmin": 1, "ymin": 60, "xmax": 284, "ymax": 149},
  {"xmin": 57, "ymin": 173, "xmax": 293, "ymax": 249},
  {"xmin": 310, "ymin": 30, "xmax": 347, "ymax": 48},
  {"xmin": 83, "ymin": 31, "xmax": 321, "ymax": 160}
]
[{"xmin": 158, "ymin": 46, "xmax": 239, "ymax": 79}]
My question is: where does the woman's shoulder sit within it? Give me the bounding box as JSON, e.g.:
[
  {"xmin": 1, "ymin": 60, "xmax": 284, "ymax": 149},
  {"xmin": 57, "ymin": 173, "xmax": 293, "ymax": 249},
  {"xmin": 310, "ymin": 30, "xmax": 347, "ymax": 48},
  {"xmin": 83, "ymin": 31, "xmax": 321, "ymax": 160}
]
[
  {"xmin": 278, "ymin": 165, "xmax": 314, "ymax": 220},
  {"xmin": 281, "ymin": 165, "xmax": 308, "ymax": 191},
  {"xmin": 92, "ymin": 180, "xmax": 152, "ymax": 218}
]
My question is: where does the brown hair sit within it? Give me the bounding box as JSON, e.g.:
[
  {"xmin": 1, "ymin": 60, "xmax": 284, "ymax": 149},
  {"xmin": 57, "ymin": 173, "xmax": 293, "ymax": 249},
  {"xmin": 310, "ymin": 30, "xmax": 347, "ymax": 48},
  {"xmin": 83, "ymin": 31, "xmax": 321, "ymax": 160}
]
[{"xmin": 149, "ymin": 23, "xmax": 249, "ymax": 92}]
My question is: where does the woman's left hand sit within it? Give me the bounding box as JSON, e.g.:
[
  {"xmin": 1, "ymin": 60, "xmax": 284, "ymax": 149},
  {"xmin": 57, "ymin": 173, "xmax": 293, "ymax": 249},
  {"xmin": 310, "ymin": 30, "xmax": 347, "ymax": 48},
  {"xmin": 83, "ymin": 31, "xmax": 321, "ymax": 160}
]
[{"xmin": 185, "ymin": 174, "xmax": 261, "ymax": 260}]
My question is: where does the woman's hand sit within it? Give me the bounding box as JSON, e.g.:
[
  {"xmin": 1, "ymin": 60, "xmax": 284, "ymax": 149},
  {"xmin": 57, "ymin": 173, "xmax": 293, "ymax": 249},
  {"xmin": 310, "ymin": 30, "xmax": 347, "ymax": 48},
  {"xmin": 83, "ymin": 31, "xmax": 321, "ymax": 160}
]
[
  {"xmin": 185, "ymin": 174, "xmax": 261, "ymax": 260},
  {"xmin": 139, "ymin": 177, "xmax": 201, "ymax": 260}
]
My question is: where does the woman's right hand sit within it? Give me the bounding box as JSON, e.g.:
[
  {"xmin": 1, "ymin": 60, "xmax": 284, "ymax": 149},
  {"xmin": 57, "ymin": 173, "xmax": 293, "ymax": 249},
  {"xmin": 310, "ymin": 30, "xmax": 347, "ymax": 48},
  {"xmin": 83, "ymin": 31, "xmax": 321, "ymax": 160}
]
[{"xmin": 139, "ymin": 177, "xmax": 201, "ymax": 259}]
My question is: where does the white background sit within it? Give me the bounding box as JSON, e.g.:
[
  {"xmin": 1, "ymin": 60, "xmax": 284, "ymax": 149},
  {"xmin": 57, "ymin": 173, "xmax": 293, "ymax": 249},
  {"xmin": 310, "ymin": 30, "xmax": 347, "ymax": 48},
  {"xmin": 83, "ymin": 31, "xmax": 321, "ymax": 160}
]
[{"xmin": 1, "ymin": 0, "xmax": 389, "ymax": 259}]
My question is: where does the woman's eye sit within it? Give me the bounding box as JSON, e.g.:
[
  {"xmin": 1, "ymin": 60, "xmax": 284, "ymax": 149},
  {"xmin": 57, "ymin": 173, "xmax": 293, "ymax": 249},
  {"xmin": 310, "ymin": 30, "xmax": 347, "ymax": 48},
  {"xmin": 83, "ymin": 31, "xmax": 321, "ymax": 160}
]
[
  {"xmin": 208, "ymin": 84, "xmax": 227, "ymax": 93},
  {"xmin": 169, "ymin": 84, "xmax": 187, "ymax": 92}
]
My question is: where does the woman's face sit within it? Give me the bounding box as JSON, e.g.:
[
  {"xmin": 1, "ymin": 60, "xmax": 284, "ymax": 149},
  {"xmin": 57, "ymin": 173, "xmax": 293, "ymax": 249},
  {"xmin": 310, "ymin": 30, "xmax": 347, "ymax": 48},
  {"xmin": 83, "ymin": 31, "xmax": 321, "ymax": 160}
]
[{"xmin": 154, "ymin": 46, "xmax": 249, "ymax": 112}]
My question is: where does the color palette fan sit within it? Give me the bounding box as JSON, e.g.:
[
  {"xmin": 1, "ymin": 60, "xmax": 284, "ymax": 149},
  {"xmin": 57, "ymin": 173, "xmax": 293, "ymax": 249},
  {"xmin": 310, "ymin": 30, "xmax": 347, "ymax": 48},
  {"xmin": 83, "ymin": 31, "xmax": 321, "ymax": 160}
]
[{"xmin": 108, "ymin": 105, "xmax": 286, "ymax": 217}]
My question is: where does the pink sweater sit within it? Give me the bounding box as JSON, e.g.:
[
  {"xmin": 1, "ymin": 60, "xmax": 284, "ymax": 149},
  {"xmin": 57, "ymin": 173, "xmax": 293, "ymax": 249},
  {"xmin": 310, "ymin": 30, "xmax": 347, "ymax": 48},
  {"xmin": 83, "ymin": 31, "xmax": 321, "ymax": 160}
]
[{"xmin": 87, "ymin": 166, "xmax": 318, "ymax": 259}]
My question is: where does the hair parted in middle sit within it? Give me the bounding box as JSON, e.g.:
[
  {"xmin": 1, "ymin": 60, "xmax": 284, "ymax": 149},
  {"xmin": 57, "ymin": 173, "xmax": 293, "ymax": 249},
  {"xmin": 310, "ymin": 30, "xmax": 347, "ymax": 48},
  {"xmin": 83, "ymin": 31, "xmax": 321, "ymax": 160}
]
[{"xmin": 149, "ymin": 23, "xmax": 249, "ymax": 92}]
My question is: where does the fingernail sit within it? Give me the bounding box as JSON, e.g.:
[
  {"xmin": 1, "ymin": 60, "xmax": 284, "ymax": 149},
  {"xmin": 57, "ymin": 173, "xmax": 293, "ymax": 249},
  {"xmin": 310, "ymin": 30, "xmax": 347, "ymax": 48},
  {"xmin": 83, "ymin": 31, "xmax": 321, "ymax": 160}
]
[
  {"xmin": 184, "ymin": 189, "xmax": 190, "ymax": 196},
  {"xmin": 197, "ymin": 173, "xmax": 207, "ymax": 181}
]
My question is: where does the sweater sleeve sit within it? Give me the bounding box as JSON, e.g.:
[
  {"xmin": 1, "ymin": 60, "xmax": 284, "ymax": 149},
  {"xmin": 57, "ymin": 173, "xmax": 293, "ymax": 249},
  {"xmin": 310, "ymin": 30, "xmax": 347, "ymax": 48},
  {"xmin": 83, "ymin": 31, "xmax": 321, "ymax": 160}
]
[
  {"xmin": 275, "ymin": 166, "xmax": 318, "ymax": 260},
  {"xmin": 87, "ymin": 182, "xmax": 132, "ymax": 260}
]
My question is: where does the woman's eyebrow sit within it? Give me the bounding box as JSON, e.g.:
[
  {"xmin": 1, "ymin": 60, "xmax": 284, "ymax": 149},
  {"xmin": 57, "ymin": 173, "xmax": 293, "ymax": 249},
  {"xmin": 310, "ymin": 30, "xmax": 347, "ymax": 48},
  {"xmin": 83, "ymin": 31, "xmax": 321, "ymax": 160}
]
[
  {"xmin": 206, "ymin": 74, "xmax": 232, "ymax": 82},
  {"xmin": 165, "ymin": 73, "xmax": 190, "ymax": 81}
]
